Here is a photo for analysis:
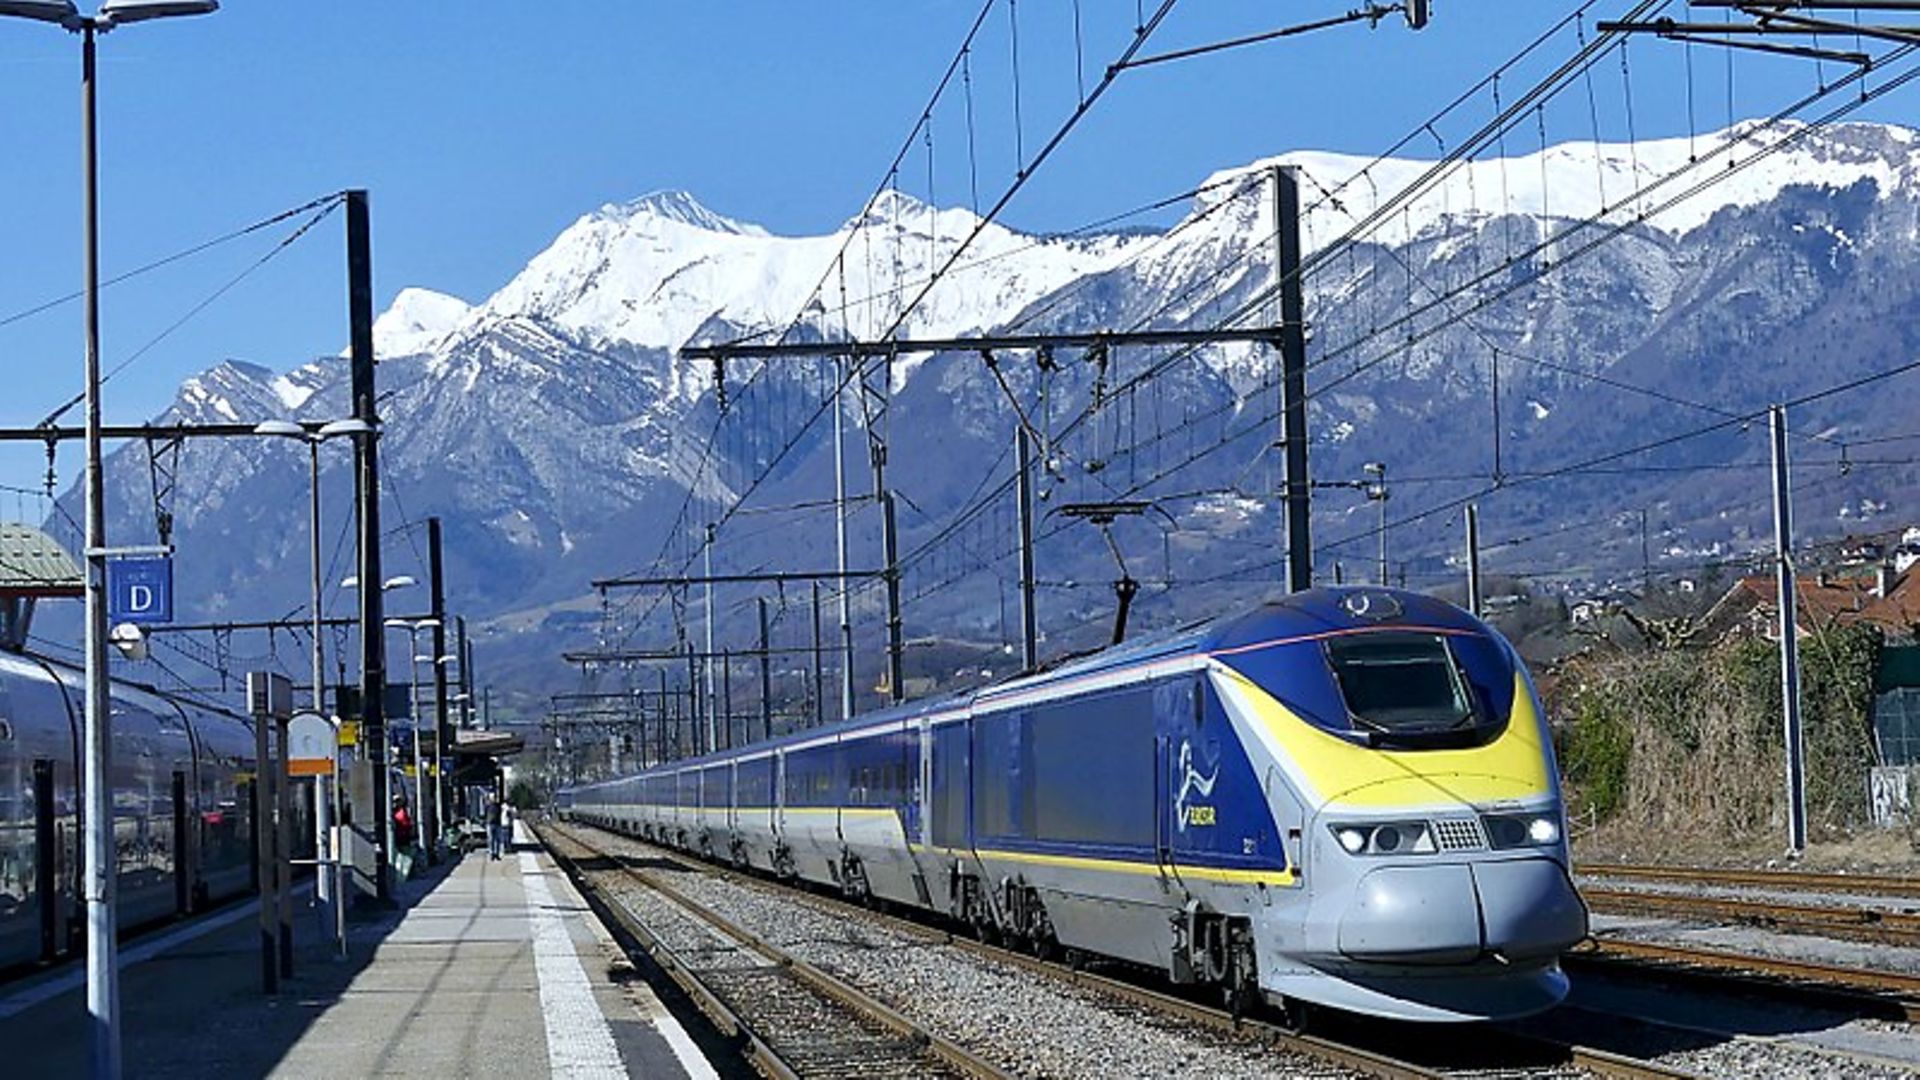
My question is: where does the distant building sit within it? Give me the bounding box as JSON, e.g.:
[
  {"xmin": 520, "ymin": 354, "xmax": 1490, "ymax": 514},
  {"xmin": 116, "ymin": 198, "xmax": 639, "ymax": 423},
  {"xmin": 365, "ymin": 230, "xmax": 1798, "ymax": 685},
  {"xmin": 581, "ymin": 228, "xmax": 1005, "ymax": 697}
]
[
  {"xmin": 1699, "ymin": 566, "xmax": 1919, "ymax": 642},
  {"xmin": 1570, "ymin": 597, "xmax": 1611, "ymax": 625},
  {"xmin": 1841, "ymin": 536, "xmax": 1886, "ymax": 565}
]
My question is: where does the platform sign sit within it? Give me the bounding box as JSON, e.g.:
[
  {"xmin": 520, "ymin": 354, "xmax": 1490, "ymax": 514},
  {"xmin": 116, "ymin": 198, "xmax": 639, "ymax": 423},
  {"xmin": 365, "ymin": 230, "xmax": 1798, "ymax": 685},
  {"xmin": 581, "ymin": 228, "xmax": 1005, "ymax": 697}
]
[
  {"xmin": 107, "ymin": 555, "xmax": 173, "ymax": 624},
  {"xmin": 288, "ymin": 712, "xmax": 336, "ymax": 777}
]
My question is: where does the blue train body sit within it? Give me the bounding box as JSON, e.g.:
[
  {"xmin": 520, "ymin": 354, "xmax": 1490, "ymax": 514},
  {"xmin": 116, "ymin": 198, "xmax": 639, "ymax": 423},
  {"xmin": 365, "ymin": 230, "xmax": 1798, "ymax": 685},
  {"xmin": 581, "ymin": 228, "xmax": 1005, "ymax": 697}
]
[{"xmin": 563, "ymin": 587, "xmax": 1587, "ymax": 1021}]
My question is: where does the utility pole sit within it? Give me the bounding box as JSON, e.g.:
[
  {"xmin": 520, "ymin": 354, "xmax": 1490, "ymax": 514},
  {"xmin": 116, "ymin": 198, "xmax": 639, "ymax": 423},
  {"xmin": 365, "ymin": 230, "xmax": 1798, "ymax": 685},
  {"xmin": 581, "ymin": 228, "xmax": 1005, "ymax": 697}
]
[
  {"xmin": 832, "ymin": 370, "xmax": 855, "ymax": 721},
  {"xmin": 1465, "ymin": 503, "xmax": 1483, "ymax": 618},
  {"xmin": 428, "ymin": 517, "xmax": 450, "ymax": 856},
  {"xmin": 1016, "ymin": 426, "xmax": 1039, "ymax": 671},
  {"xmin": 1364, "ymin": 462, "xmax": 1389, "ymax": 586},
  {"xmin": 722, "ymin": 651, "xmax": 734, "ymax": 749},
  {"xmin": 346, "ymin": 189, "xmax": 392, "ymax": 902},
  {"xmin": 757, "ymin": 596, "xmax": 773, "ymax": 741},
  {"xmin": 882, "ymin": 490, "xmax": 905, "ymax": 703},
  {"xmin": 1639, "ymin": 507, "xmax": 1653, "ymax": 595},
  {"xmin": 658, "ymin": 669, "xmax": 670, "ymax": 762},
  {"xmin": 1770, "ymin": 404, "xmax": 1808, "ymax": 855},
  {"xmin": 1274, "ymin": 165, "xmax": 1312, "ymax": 592},
  {"xmin": 456, "ymin": 615, "xmax": 472, "ymax": 728},
  {"xmin": 684, "ymin": 642, "xmax": 700, "ymax": 753},
  {"xmin": 703, "ymin": 523, "xmax": 717, "ymax": 749},
  {"xmin": 810, "ymin": 580, "xmax": 824, "ymax": 728}
]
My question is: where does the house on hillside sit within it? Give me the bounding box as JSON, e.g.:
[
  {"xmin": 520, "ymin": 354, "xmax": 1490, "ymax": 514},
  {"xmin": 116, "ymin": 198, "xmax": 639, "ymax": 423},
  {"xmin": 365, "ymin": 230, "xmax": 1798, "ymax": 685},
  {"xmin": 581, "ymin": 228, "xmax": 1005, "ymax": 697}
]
[
  {"xmin": 1841, "ymin": 536, "xmax": 1887, "ymax": 565},
  {"xmin": 1698, "ymin": 566, "xmax": 1919, "ymax": 643}
]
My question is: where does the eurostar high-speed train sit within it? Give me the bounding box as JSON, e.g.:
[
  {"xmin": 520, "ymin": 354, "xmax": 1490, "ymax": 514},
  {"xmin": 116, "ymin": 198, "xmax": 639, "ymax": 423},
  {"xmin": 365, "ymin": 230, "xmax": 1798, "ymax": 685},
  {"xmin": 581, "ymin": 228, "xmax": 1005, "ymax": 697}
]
[
  {"xmin": 563, "ymin": 587, "xmax": 1588, "ymax": 1022},
  {"xmin": 0, "ymin": 648, "xmax": 271, "ymax": 971}
]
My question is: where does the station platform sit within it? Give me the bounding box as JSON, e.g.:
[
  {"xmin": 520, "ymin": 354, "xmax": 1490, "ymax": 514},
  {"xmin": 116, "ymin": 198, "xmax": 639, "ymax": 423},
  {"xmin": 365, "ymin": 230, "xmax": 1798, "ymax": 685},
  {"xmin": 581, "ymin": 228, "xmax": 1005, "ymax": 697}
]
[{"xmin": 0, "ymin": 822, "xmax": 717, "ymax": 1079}]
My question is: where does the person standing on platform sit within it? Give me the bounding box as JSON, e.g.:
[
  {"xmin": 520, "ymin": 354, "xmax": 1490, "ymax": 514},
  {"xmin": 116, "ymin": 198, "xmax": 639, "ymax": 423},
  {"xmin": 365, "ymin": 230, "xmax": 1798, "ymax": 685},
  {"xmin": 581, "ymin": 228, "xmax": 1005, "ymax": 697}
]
[{"xmin": 485, "ymin": 791, "xmax": 505, "ymax": 860}]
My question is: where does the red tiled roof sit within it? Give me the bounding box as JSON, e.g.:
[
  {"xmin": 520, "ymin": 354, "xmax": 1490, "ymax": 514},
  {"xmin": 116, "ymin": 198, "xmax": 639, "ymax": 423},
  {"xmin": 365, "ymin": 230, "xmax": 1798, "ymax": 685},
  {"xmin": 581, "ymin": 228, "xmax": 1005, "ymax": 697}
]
[{"xmin": 1726, "ymin": 571, "xmax": 1917, "ymax": 634}]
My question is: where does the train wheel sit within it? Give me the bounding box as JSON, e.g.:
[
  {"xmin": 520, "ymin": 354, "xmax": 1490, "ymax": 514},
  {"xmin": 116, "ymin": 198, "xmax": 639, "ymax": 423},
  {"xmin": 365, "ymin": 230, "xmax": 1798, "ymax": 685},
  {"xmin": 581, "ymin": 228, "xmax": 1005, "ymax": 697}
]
[{"xmin": 1064, "ymin": 947, "xmax": 1086, "ymax": 972}]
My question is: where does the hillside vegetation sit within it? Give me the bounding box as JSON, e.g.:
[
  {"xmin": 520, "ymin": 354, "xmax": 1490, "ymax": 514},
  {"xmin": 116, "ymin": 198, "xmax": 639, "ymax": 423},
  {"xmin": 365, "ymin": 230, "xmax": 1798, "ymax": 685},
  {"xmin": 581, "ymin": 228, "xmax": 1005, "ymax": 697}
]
[{"xmin": 1549, "ymin": 625, "xmax": 1882, "ymax": 846}]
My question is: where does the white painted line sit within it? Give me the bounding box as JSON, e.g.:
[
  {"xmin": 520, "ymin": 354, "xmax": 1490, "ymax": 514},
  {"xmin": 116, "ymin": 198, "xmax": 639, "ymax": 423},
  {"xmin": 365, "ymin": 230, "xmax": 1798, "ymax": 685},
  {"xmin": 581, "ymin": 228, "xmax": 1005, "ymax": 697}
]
[
  {"xmin": 537, "ymin": 831, "xmax": 719, "ymax": 1080},
  {"xmin": 0, "ymin": 886, "xmax": 308, "ymax": 1020},
  {"xmin": 519, "ymin": 847, "xmax": 626, "ymax": 1079},
  {"xmin": 645, "ymin": 980, "xmax": 722, "ymax": 1080}
]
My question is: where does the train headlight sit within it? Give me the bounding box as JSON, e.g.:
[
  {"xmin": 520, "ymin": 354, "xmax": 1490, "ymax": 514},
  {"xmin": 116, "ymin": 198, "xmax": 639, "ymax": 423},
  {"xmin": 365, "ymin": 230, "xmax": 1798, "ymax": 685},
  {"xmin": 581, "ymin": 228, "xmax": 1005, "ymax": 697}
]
[
  {"xmin": 1482, "ymin": 811, "xmax": 1563, "ymax": 849},
  {"xmin": 1329, "ymin": 821, "xmax": 1436, "ymax": 856}
]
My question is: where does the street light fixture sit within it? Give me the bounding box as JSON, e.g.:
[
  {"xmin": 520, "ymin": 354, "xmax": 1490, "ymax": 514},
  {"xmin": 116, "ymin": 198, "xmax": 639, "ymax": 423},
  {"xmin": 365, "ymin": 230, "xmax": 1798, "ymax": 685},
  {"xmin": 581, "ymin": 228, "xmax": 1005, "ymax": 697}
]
[
  {"xmin": 0, "ymin": 2, "xmax": 218, "ymax": 1075},
  {"xmin": 343, "ymin": 573, "xmax": 416, "ymax": 591},
  {"xmin": 254, "ymin": 416, "xmax": 369, "ymax": 940},
  {"xmin": 385, "ymin": 617, "xmax": 445, "ymax": 857}
]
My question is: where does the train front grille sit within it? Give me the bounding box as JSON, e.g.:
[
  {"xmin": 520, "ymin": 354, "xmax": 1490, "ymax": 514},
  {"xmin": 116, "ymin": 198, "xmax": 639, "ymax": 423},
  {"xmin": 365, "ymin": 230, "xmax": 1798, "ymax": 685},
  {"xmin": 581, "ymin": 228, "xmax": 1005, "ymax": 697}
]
[{"xmin": 1431, "ymin": 817, "xmax": 1487, "ymax": 852}]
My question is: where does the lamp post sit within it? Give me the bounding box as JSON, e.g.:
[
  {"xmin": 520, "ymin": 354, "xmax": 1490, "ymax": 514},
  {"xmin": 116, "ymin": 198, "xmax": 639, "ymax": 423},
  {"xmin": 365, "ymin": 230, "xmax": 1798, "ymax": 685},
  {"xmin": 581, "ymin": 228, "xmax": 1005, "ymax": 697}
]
[
  {"xmin": 385, "ymin": 617, "xmax": 440, "ymax": 863},
  {"xmin": 1362, "ymin": 461, "xmax": 1389, "ymax": 587},
  {"xmin": 256, "ymin": 417, "xmax": 370, "ymax": 925},
  {"xmin": 343, "ymin": 573, "xmax": 413, "ymax": 887},
  {"xmin": 0, "ymin": 3, "xmax": 217, "ymax": 1074}
]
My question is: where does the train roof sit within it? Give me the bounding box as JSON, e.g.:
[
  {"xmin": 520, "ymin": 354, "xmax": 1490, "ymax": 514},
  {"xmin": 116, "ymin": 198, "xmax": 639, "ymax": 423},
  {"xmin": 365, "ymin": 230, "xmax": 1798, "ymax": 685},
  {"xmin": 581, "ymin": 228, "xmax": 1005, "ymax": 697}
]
[{"xmin": 570, "ymin": 586, "xmax": 1494, "ymax": 790}]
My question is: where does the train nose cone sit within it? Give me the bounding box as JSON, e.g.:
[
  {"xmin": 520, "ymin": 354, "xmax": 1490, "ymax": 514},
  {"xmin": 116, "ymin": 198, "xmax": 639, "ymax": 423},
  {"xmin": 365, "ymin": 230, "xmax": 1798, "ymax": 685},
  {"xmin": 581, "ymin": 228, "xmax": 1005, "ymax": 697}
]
[
  {"xmin": 1472, "ymin": 857, "xmax": 1589, "ymax": 960},
  {"xmin": 1339, "ymin": 863, "xmax": 1482, "ymax": 964},
  {"xmin": 1336, "ymin": 858, "xmax": 1587, "ymax": 964}
]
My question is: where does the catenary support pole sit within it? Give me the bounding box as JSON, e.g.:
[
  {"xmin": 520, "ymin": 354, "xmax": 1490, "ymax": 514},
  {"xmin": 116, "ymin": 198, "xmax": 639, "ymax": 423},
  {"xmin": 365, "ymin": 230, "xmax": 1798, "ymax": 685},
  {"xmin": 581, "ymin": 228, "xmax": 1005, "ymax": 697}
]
[
  {"xmin": 1274, "ymin": 166, "xmax": 1312, "ymax": 592},
  {"xmin": 347, "ymin": 189, "xmax": 391, "ymax": 901},
  {"xmin": 428, "ymin": 517, "xmax": 449, "ymax": 857},
  {"xmin": 1465, "ymin": 503, "xmax": 1483, "ymax": 618},
  {"xmin": 882, "ymin": 490, "xmax": 905, "ymax": 703},
  {"xmin": 757, "ymin": 597, "xmax": 773, "ymax": 741},
  {"xmin": 703, "ymin": 523, "xmax": 717, "ymax": 748},
  {"xmin": 1770, "ymin": 404, "xmax": 1808, "ymax": 855},
  {"xmin": 832, "ymin": 367, "xmax": 855, "ymax": 721},
  {"xmin": 1016, "ymin": 426, "xmax": 1039, "ymax": 671},
  {"xmin": 810, "ymin": 579, "xmax": 824, "ymax": 728}
]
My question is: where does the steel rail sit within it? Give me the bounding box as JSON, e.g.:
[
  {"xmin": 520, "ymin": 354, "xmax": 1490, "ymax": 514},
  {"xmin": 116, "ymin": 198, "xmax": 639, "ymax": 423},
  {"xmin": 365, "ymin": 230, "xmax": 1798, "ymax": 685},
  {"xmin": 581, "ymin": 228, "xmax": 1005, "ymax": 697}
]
[
  {"xmin": 1575, "ymin": 937, "xmax": 1920, "ymax": 1021},
  {"xmin": 540, "ymin": 824, "xmax": 1006, "ymax": 1080},
  {"xmin": 553, "ymin": 821, "xmax": 1694, "ymax": 1080},
  {"xmin": 1581, "ymin": 885, "xmax": 1920, "ymax": 947},
  {"xmin": 1579, "ymin": 863, "xmax": 1920, "ymax": 899}
]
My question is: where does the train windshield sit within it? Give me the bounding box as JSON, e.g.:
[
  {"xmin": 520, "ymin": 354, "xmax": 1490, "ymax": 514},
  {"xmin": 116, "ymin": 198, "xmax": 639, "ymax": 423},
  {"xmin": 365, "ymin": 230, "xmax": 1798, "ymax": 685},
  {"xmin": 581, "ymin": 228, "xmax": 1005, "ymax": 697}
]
[{"xmin": 1325, "ymin": 632, "xmax": 1478, "ymax": 738}]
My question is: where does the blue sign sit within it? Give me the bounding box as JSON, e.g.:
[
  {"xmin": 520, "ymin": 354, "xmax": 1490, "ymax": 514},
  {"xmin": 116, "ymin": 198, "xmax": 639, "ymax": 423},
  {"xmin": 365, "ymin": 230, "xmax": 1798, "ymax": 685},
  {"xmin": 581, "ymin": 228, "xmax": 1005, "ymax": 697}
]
[{"xmin": 107, "ymin": 556, "xmax": 173, "ymax": 624}]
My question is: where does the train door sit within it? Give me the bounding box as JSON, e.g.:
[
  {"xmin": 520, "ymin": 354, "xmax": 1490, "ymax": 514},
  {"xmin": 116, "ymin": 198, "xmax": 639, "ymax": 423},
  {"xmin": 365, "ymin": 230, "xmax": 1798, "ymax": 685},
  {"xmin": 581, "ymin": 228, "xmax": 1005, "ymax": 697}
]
[
  {"xmin": 171, "ymin": 771, "xmax": 189, "ymax": 915},
  {"xmin": 929, "ymin": 721, "xmax": 969, "ymax": 853},
  {"xmin": 726, "ymin": 761, "xmax": 738, "ymax": 834},
  {"xmin": 774, "ymin": 750, "xmax": 787, "ymax": 840},
  {"xmin": 33, "ymin": 758, "xmax": 60, "ymax": 962},
  {"xmin": 912, "ymin": 719, "xmax": 931, "ymax": 848},
  {"xmin": 1153, "ymin": 677, "xmax": 1206, "ymax": 880}
]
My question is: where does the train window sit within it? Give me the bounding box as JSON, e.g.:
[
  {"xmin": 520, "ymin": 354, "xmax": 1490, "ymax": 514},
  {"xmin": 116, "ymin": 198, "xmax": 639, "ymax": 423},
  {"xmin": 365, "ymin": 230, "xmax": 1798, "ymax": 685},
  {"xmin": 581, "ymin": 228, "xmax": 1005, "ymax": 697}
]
[{"xmin": 1325, "ymin": 633, "xmax": 1476, "ymax": 735}]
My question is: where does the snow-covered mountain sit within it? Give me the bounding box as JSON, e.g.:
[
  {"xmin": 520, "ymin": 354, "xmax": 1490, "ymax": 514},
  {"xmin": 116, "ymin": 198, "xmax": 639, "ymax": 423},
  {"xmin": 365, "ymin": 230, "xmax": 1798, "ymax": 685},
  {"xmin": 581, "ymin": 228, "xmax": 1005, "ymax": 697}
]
[{"xmin": 76, "ymin": 120, "xmax": 1920, "ymax": 704}]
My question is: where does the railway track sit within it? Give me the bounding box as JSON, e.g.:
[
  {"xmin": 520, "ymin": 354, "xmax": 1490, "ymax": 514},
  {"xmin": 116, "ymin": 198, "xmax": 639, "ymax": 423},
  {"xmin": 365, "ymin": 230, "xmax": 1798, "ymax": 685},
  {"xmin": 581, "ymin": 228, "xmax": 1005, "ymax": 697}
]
[
  {"xmin": 1579, "ymin": 864, "xmax": 1920, "ymax": 900},
  {"xmin": 1580, "ymin": 885, "xmax": 1920, "ymax": 948},
  {"xmin": 547, "ymin": 821, "xmax": 1696, "ymax": 1080},
  {"xmin": 543, "ymin": 826, "xmax": 1003, "ymax": 1079},
  {"xmin": 1573, "ymin": 936, "xmax": 1920, "ymax": 1022}
]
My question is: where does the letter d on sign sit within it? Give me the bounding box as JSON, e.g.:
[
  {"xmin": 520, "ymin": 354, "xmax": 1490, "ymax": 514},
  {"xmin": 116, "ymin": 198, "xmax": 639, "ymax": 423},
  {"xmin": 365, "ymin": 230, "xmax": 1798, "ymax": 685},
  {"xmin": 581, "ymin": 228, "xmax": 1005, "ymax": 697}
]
[{"xmin": 130, "ymin": 585, "xmax": 153, "ymax": 613}]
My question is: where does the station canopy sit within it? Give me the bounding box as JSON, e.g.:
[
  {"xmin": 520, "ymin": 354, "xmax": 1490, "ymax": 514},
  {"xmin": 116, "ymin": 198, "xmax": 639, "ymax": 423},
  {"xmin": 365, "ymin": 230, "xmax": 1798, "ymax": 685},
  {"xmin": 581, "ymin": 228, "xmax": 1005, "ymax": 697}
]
[{"xmin": 0, "ymin": 523, "xmax": 82, "ymax": 598}]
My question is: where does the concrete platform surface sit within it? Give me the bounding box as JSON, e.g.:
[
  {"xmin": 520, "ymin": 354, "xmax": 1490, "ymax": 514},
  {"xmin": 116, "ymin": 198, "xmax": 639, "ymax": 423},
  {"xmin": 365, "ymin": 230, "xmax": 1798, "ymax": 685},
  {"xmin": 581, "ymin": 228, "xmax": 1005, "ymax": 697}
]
[{"xmin": 0, "ymin": 822, "xmax": 716, "ymax": 1079}]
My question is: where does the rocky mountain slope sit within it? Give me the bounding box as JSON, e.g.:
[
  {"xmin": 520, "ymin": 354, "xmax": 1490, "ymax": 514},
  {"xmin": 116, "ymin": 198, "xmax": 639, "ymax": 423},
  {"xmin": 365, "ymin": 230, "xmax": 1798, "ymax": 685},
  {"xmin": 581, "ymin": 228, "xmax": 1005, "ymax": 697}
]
[{"xmin": 72, "ymin": 120, "xmax": 1920, "ymax": 705}]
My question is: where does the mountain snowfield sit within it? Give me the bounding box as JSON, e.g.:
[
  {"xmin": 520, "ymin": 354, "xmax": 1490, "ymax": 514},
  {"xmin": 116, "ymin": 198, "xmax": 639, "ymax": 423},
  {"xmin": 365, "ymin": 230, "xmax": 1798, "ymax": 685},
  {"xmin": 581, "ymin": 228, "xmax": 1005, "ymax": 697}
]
[{"xmin": 83, "ymin": 119, "xmax": 1920, "ymax": 698}]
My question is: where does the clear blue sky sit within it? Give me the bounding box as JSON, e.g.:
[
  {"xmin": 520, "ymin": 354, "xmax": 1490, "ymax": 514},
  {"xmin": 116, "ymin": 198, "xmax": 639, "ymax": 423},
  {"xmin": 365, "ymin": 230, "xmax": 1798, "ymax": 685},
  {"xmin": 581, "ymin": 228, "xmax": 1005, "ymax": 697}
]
[{"xmin": 0, "ymin": 1, "xmax": 1904, "ymax": 499}]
